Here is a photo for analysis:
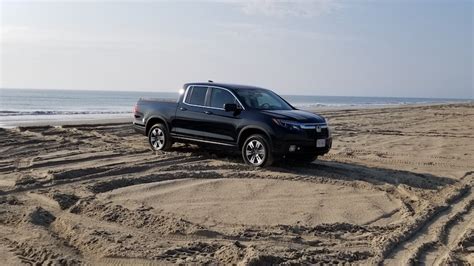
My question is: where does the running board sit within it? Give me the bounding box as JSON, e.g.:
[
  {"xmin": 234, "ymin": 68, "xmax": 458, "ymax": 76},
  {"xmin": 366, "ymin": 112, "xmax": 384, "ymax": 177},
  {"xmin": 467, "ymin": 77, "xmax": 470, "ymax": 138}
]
[{"xmin": 171, "ymin": 135, "xmax": 237, "ymax": 147}]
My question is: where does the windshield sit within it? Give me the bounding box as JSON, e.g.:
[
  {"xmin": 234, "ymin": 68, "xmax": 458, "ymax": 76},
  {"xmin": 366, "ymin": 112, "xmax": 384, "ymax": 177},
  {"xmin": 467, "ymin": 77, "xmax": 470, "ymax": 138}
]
[{"xmin": 234, "ymin": 89, "xmax": 293, "ymax": 110}]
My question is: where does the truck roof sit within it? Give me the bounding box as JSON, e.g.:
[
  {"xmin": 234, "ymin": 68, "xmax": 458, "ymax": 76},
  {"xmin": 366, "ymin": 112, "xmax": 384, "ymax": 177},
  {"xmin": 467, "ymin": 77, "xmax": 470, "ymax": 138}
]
[{"xmin": 183, "ymin": 82, "xmax": 269, "ymax": 91}]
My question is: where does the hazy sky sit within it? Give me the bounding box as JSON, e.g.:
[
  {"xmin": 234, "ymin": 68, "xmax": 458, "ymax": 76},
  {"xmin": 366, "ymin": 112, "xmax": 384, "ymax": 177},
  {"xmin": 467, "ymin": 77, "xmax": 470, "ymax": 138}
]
[{"xmin": 0, "ymin": 0, "xmax": 472, "ymax": 98}]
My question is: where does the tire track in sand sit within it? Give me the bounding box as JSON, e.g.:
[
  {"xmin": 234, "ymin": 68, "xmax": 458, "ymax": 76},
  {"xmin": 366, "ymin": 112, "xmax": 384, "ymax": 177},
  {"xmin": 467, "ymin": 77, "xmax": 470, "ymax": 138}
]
[
  {"xmin": 421, "ymin": 199, "xmax": 473, "ymax": 265},
  {"xmin": 382, "ymin": 177, "xmax": 473, "ymax": 265}
]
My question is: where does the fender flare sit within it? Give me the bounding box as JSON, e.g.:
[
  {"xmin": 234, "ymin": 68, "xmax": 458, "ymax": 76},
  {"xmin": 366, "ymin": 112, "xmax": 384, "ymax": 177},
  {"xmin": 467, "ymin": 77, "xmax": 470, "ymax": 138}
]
[
  {"xmin": 145, "ymin": 115, "xmax": 170, "ymax": 135},
  {"xmin": 237, "ymin": 125, "xmax": 273, "ymax": 147}
]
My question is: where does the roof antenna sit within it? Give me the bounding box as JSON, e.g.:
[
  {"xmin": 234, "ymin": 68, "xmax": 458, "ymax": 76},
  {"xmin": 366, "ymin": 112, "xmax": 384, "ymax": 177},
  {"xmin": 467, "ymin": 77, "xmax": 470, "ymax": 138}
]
[{"xmin": 208, "ymin": 80, "xmax": 213, "ymax": 83}]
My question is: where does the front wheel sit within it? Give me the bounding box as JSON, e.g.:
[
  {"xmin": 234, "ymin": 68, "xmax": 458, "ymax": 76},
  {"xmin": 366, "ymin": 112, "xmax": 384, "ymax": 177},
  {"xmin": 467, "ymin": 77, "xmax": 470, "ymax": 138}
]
[
  {"xmin": 148, "ymin": 124, "xmax": 172, "ymax": 151},
  {"xmin": 242, "ymin": 134, "xmax": 273, "ymax": 167}
]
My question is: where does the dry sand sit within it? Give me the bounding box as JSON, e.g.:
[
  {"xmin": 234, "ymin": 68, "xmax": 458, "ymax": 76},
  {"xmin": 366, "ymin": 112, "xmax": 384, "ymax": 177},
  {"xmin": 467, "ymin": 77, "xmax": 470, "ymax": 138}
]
[{"xmin": 0, "ymin": 103, "xmax": 472, "ymax": 265}]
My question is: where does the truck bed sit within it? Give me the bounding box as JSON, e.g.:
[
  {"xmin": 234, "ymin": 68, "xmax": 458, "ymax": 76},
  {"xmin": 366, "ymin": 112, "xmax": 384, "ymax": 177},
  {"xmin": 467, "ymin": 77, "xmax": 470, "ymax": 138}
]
[{"xmin": 133, "ymin": 98, "xmax": 178, "ymax": 135}]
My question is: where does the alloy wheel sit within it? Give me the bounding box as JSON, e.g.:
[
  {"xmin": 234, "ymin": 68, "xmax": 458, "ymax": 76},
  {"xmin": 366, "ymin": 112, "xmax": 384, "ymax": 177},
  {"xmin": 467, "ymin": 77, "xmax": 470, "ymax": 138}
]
[
  {"xmin": 245, "ymin": 139, "xmax": 266, "ymax": 166},
  {"xmin": 150, "ymin": 127, "xmax": 165, "ymax": 150}
]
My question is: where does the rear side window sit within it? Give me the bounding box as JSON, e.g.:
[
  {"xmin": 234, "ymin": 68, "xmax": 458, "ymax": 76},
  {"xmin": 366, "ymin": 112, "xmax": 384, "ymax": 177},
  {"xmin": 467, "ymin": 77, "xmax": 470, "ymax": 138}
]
[
  {"xmin": 209, "ymin": 88, "xmax": 235, "ymax": 108},
  {"xmin": 186, "ymin": 86, "xmax": 207, "ymax": 106}
]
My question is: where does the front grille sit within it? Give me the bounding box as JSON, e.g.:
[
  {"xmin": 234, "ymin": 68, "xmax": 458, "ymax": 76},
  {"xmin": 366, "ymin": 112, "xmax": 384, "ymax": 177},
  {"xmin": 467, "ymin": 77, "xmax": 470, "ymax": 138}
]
[
  {"xmin": 304, "ymin": 127, "xmax": 329, "ymax": 139},
  {"xmin": 318, "ymin": 128, "xmax": 329, "ymax": 138}
]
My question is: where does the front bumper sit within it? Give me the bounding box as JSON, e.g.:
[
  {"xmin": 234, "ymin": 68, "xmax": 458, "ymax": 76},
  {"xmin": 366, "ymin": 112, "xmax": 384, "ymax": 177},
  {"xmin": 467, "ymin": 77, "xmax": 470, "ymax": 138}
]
[
  {"xmin": 272, "ymin": 137, "xmax": 332, "ymax": 156},
  {"xmin": 270, "ymin": 124, "xmax": 332, "ymax": 156}
]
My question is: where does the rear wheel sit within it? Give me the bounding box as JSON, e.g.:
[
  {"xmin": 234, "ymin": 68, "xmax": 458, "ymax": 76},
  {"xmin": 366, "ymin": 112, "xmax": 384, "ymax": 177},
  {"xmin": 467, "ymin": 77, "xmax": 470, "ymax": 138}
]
[
  {"xmin": 148, "ymin": 124, "xmax": 172, "ymax": 151},
  {"xmin": 242, "ymin": 134, "xmax": 273, "ymax": 167}
]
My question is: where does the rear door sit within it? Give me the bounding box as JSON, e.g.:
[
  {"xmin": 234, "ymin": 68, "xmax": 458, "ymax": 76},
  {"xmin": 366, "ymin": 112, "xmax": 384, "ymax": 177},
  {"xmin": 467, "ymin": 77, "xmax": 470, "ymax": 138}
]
[{"xmin": 172, "ymin": 86, "xmax": 210, "ymax": 139}]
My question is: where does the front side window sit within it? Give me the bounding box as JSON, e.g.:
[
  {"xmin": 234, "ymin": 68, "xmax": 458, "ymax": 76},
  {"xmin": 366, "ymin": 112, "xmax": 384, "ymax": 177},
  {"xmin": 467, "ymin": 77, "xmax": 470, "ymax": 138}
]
[
  {"xmin": 186, "ymin": 86, "xmax": 207, "ymax": 106},
  {"xmin": 235, "ymin": 89, "xmax": 293, "ymax": 110},
  {"xmin": 209, "ymin": 88, "xmax": 236, "ymax": 108}
]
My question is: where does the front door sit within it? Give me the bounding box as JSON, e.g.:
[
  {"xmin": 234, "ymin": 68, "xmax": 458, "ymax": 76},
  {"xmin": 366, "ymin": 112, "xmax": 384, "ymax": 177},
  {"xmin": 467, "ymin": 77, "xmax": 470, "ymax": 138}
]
[{"xmin": 204, "ymin": 87, "xmax": 241, "ymax": 144}]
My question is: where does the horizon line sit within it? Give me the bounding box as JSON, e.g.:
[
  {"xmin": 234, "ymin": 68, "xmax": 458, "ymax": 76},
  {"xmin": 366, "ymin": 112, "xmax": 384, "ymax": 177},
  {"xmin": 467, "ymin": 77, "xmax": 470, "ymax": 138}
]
[{"xmin": 0, "ymin": 87, "xmax": 472, "ymax": 101}]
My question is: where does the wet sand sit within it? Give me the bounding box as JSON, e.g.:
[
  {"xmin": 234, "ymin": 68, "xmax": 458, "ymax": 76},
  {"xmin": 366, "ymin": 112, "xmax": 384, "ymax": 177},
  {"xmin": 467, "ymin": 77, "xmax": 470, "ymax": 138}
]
[{"xmin": 0, "ymin": 103, "xmax": 472, "ymax": 264}]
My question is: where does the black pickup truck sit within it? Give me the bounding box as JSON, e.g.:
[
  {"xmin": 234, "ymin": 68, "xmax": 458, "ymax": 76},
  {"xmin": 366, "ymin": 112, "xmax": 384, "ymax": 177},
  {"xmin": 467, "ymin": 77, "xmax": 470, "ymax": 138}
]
[{"xmin": 133, "ymin": 82, "xmax": 332, "ymax": 166}]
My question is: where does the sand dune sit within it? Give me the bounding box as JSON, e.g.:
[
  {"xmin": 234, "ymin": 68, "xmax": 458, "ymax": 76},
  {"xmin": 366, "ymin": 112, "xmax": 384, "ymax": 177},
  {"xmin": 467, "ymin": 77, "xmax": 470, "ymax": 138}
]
[{"xmin": 0, "ymin": 103, "xmax": 472, "ymax": 264}]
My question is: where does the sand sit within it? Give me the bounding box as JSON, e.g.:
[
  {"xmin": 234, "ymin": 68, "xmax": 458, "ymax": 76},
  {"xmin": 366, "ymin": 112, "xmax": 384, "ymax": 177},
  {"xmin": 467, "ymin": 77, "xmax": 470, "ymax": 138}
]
[
  {"xmin": 0, "ymin": 103, "xmax": 472, "ymax": 264},
  {"xmin": 100, "ymin": 178, "xmax": 402, "ymax": 227}
]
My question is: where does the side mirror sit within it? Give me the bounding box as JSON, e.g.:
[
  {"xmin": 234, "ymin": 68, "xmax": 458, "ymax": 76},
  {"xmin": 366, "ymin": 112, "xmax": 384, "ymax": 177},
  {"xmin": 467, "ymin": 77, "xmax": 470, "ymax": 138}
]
[{"xmin": 224, "ymin": 103, "xmax": 238, "ymax": 112}]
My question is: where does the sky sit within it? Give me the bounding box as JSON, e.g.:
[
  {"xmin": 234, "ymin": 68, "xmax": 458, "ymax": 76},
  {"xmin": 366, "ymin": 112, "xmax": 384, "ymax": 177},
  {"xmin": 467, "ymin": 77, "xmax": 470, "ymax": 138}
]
[{"xmin": 0, "ymin": 0, "xmax": 472, "ymax": 98}]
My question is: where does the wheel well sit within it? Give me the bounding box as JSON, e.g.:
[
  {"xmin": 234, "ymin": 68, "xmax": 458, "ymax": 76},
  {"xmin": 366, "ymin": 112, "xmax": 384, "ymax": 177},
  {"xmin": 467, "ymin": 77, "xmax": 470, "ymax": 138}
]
[
  {"xmin": 238, "ymin": 128, "xmax": 270, "ymax": 149},
  {"xmin": 146, "ymin": 118, "xmax": 167, "ymax": 136}
]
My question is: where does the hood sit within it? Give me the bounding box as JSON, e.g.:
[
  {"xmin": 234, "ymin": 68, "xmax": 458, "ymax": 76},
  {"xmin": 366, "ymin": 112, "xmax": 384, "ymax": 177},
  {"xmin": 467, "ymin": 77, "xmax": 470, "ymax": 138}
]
[{"xmin": 262, "ymin": 110, "xmax": 326, "ymax": 123}]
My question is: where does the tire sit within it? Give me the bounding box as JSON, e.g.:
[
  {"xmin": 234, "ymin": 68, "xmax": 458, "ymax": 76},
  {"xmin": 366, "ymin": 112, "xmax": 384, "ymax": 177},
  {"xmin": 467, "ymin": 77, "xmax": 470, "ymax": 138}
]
[
  {"xmin": 242, "ymin": 134, "xmax": 273, "ymax": 167},
  {"xmin": 148, "ymin": 124, "xmax": 172, "ymax": 151}
]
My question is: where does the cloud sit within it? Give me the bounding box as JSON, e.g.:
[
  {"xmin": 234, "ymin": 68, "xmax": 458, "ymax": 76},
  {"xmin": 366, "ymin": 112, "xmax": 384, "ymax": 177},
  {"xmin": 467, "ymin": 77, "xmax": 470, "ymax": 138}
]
[
  {"xmin": 0, "ymin": 24, "xmax": 138, "ymax": 51},
  {"xmin": 239, "ymin": 0, "xmax": 342, "ymax": 18},
  {"xmin": 217, "ymin": 22, "xmax": 359, "ymax": 43}
]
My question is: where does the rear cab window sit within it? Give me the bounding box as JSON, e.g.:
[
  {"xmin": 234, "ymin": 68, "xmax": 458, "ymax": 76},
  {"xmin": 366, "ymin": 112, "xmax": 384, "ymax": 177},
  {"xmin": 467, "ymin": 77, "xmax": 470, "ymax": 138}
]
[{"xmin": 185, "ymin": 86, "xmax": 208, "ymax": 106}]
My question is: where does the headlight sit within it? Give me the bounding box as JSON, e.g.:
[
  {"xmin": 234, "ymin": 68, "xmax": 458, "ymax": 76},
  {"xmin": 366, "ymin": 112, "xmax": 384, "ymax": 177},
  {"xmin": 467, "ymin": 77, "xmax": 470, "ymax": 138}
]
[{"xmin": 272, "ymin": 119, "xmax": 304, "ymax": 131}]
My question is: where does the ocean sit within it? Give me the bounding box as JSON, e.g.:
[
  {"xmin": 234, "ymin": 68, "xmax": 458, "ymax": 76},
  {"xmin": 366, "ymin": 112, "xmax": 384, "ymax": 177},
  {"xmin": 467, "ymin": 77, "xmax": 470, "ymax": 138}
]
[{"xmin": 0, "ymin": 88, "xmax": 470, "ymax": 127}]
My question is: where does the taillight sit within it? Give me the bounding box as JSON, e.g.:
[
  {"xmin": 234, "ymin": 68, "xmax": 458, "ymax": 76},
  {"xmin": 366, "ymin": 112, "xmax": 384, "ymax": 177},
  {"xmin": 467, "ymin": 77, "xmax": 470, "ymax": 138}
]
[{"xmin": 133, "ymin": 104, "xmax": 138, "ymax": 113}]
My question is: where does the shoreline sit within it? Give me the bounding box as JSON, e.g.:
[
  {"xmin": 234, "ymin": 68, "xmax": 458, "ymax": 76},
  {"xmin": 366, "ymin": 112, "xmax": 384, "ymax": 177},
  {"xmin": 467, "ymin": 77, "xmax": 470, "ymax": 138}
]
[
  {"xmin": 1, "ymin": 102, "xmax": 471, "ymax": 129},
  {"xmin": 0, "ymin": 115, "xmax": 132, "ymax": 128}
]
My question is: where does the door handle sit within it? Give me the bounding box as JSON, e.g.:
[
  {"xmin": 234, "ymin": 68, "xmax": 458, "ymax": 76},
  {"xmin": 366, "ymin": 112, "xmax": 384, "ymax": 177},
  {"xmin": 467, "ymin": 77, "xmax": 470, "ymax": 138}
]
[
  {"xmin": 180, "ymin": 107, "xmax": 187, "ymax": 111},
  {"xmin": 204, "ymin": 111, "xmax": 213, "ymax": 115}
]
